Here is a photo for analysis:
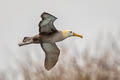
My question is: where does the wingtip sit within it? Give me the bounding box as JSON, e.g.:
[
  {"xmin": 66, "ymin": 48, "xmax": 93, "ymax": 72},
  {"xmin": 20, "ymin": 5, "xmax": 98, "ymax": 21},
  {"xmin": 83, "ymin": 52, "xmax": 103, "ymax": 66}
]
[
  {"xmin": 45, "ymin": 66, "xmax": 52, "ymax": 71},
  {"xmin": 45, "ymin": 68, "xmax": 51, "ymax": 71},
  {"xmin": 44, "ymin": 63, "xmax": 53, "ymax": 70},
  {"xmin": 41, "ymin": 12, "xmax": 57, "ymax": 19},
  {"xmin": 42, "ymin": 12, "xmax": 47, "ymax": 14}
]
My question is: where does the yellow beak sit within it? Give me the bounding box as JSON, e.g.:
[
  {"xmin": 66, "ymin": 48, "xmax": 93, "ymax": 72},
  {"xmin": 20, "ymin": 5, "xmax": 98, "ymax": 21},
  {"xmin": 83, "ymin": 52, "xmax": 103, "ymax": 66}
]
[{"xmin": 73, "ymin": 32, "xmax": 83, "ymax": 38}]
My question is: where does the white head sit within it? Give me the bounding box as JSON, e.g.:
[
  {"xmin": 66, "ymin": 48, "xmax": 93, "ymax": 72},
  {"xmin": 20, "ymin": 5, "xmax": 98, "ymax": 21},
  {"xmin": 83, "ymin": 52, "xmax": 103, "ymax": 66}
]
[{"xmin": 62, "ymin": 30, "xmax": 83, "ymax": 38}]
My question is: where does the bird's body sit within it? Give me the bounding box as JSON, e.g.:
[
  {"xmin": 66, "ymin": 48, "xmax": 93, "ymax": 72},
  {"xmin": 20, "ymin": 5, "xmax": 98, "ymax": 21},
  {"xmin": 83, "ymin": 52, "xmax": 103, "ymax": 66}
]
[
  {"xmin": 32, "ymin": 31, "xmax": 65, "ymax": 43},
  {"xmin": 18, "ymin": 12, "xmax": 83, "ymax": 70}
]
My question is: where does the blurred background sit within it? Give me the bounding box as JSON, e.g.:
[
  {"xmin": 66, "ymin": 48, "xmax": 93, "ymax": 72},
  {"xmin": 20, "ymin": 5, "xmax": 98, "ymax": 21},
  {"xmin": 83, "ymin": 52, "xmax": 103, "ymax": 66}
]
[{"xmin": 0, "ymin": 0, "xmax": 120, "ymax": 80}]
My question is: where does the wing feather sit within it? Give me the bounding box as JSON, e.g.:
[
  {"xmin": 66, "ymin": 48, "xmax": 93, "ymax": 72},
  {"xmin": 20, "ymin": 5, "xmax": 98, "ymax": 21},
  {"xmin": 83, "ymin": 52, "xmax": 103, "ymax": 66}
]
[
  {"xmin": 41, "ymin": 43, "xmax": 60, "ymax": 70},
  {"xmin": 39, "ymin": 12, "xmax": 58, "ymax": 34}
]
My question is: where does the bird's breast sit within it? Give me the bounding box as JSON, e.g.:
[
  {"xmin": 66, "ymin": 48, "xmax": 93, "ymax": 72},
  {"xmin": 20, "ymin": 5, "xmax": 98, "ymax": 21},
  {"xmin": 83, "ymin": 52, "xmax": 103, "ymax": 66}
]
[{"xmin": 40, "ymin": 32, "xmax": 65, "ymax": 43}]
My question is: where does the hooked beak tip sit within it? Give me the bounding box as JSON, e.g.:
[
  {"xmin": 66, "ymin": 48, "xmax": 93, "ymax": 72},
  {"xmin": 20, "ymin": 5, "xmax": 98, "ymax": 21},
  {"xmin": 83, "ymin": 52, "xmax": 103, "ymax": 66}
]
[{"xmin": 80, "ymin": 35, "xmax": 83, "ymax": 38}]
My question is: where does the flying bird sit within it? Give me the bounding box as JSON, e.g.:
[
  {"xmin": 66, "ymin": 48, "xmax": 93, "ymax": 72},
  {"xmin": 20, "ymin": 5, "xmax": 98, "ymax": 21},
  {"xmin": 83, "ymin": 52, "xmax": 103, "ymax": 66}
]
[{"xmin": 18, "ymin": 12, "xmax": 83, "ymax": 70}]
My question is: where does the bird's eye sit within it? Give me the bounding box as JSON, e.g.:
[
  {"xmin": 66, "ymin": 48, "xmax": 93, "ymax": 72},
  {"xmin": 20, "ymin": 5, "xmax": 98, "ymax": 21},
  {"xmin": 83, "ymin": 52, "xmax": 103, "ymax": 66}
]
[{"xmin": 70, "ymin": 31, "xmax": 72, "ymax": 33}]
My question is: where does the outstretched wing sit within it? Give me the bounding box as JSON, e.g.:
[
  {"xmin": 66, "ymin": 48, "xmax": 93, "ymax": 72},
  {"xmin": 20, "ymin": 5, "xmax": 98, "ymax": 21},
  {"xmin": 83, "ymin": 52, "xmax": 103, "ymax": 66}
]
[
  {"xmin": 41, "ymin": 43, "xmax": 60, "ymax": 70},
  {"xmin": 39, "ymin": 12, "xmax": 58, "ymax": 34}
]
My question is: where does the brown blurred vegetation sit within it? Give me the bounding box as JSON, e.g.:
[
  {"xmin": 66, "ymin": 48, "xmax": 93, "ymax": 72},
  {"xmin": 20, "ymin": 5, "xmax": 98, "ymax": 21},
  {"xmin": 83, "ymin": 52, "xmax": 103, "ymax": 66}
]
[{"xmin": 0, "ymin": 32, "xmax": 120, "ymax": 80}]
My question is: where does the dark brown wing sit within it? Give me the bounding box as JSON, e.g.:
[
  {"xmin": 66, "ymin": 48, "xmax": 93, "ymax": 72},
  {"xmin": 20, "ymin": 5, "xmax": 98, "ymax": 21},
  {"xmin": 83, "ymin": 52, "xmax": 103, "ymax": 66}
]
[
  {"xmin": 41, "ymin": 43, "xmax": 60, "ymax": 70},
  {"xmin": 39, "ymin": 12, "xmax": 58, "ymax": 34}
]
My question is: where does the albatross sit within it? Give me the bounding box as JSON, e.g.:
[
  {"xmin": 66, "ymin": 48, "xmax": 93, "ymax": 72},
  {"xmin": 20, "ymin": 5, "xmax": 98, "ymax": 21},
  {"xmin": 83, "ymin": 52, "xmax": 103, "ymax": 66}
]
[{"xmin": 18, "ymin": 12, "xmax": 83, "ymax": 70}]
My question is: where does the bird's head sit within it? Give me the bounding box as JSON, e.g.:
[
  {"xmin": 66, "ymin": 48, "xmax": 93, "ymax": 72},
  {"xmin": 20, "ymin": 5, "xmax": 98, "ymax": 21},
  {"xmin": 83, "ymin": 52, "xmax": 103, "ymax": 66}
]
[
  {"xmin": 62, "ymin": 30, "xmax": 83, "ymax": 38},
  {"xmin": 18, "ymin": 37, "xmax": 33, "ymax": 46}
]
